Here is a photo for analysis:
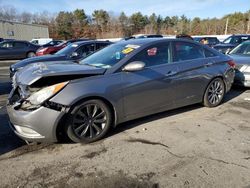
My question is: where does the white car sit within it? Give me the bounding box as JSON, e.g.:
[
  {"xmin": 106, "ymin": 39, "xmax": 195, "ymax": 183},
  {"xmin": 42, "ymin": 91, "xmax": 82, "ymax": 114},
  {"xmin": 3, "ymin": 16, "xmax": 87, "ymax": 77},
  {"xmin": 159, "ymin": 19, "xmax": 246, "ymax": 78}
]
[{"xmin": 30, "ymin": 38, "xmax": 52, "ymax": 45}]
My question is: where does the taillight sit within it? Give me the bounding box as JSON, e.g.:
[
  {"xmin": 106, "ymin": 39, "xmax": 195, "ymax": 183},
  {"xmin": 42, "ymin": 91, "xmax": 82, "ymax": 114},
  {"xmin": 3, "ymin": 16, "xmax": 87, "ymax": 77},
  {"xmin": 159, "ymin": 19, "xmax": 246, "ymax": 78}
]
[
  {"xmin": 38, "ymin": 47, "xmax": 48, "ymax": 53},
  {"xmin": 227, "ymin": 60, "xmax": 236, "ymax": 69}
]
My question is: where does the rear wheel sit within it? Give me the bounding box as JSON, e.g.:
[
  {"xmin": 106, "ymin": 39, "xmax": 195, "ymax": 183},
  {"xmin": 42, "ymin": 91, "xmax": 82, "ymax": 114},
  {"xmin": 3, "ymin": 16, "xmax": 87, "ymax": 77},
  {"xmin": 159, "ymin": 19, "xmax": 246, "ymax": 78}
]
[
  {"xmin": 203, "ymin": 78, "xmax": 225, "ymax": 107},
  {"xmin": 65, "ymin": 99, "xmax": 112, "ymax": 143},
  {"xmin": 27, "ymin": 52, "xmax": 36, "ymax": 58}
]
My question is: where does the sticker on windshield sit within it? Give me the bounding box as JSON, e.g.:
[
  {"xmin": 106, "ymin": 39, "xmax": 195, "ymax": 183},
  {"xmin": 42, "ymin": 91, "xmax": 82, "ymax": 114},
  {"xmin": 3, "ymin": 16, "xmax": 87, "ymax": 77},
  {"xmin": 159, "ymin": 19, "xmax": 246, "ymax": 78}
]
[
  {"xmin": 72, "ymin": 44, "xmax": 78, "ymax": 47},
  {"xmin": 116, "ymin": 52, "xmax": 121, "ymax": 60},
  {"xmin": 147, "ymin": 47, "xmax": 157, "ymax": 56},
  {"xmin": 122, "ymin": 47, "xmax": 134, "ymax": 54}
]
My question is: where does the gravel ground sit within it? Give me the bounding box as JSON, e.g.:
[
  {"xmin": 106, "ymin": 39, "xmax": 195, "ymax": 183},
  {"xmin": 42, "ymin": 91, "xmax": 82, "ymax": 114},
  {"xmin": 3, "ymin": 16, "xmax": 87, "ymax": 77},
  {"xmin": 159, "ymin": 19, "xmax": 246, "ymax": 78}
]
[{"xmin": 0, "ymin": 69, "xmax": 250, "ymax": 188}]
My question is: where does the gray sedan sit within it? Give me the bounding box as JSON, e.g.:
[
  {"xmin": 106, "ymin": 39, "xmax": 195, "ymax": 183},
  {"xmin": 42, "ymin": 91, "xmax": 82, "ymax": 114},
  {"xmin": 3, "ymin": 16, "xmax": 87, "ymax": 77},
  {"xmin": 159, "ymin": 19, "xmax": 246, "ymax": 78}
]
[
  {"xmin": 7, "ymin": 38, "xmax": 235, "ymax": 143},
  {"xmin": 0, "ymin": 40, "xmax": 40, "ymax": 60},
  {"xmin": 228, "ymin": 41, "xmax": 250, "ymax": 87}
]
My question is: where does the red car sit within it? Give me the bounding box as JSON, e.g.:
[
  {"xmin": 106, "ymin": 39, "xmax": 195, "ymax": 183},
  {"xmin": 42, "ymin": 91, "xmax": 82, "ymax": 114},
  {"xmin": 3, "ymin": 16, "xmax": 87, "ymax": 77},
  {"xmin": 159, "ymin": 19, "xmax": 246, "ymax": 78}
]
[
  {"xmin": 36, "ymin": 39, "xmax": 90, "ymax": 56},
  {"xmin": 36, "ymin": 42, "xmax": 66, "ymax": 56}
]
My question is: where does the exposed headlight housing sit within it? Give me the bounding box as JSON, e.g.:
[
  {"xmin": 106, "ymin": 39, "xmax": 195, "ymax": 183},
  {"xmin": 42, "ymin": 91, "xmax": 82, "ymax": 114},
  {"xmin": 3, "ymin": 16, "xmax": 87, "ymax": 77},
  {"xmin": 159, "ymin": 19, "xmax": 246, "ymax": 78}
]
[{"xmin": 27, "ymin": 82, "xmax": 68, "ymax": 105}]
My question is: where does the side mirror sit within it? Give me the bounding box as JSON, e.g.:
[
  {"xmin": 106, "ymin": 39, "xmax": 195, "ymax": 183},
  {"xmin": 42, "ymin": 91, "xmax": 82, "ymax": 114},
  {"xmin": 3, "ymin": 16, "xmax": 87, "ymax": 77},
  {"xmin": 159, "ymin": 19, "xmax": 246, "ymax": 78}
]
[
  {"xmin": 122, "ymin": 61, "xmax": 145, "ymax": 72},
  {"xmin": 71, "ymin": 52, "xmax": 79, "ymax": 58}
]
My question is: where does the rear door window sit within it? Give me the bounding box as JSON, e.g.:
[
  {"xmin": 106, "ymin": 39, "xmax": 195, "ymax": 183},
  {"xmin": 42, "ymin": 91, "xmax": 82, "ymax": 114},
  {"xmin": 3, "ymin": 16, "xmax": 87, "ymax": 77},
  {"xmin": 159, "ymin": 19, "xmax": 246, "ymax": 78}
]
[
  {"xmin": 96, "ymin": 43, "xmax": 109, "ymax": 50},
  {"xmin": 14, "ymin": 42, "xmax": 28, "ymax": 48},
  {"xmin": 76, "ymin": 44, "xmax": 96, "ymax": 58},
  {"xmin": 208, "ymin": 38, "xmax": 219, "ymax": 44},
  {"xmin": 173, "ymin": 41, "xmax": 204, "ymax": 62}
]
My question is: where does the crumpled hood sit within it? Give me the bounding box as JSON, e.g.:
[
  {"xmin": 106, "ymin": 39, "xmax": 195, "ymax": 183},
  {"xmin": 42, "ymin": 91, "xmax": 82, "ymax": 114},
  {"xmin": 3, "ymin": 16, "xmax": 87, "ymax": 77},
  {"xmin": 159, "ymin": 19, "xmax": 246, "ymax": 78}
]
[
  {"xmin": 11, "ymin": 54, "xmax": 66, "ymax": 70},
  {"xmin": 14, "ymin": 62, "xmax": 106, "ymax": 86},
  {"xmin": 228, "ymin": 54, "xmax": 250, "ymax": 65}
]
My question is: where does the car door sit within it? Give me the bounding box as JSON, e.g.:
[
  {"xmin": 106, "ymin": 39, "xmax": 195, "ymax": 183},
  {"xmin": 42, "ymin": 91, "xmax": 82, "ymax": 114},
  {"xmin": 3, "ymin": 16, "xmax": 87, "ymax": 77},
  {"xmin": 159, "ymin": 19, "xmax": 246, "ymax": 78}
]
[
  {"xmin": 171, "ymin": 41, "xmax": 211, "ymax": 107},
  {"xmin": 13, "ymin": 42, "xmax": 29, "ymax": 58},
  {"xmin": 122, "ymin": 42, "xmax": 179, "ymax": 119}
]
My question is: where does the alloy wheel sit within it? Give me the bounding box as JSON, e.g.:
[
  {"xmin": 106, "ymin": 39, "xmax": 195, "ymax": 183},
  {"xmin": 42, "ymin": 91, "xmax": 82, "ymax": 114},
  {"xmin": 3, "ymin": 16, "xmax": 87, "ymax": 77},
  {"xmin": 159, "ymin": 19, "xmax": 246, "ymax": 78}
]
[
  {"xmin": 72, "ymin": 104, "xmax": 107, "ymax": 139},
  {"xmin": 207, "ymin": 80, "xmax": 224, "ymax": 105}
]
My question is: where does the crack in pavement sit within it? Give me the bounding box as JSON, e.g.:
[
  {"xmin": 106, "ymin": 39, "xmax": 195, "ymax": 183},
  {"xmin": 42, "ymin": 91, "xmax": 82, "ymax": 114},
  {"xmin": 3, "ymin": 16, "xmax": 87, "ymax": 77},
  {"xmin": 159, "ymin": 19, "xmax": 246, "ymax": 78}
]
[
  {"xmin": 126, "ymin": 138, "xmax": 249, "ymax": 169},
  {"xmin": 127, "ymin": 138, "xmax": 170, "ymax": 148},
  {"xmin": 126, "ymin": 138, "xmax": 190, "ymax": 159},
  {"xmin": 201, "ymin": 156, "xmax": 249, "ymax": 169}
]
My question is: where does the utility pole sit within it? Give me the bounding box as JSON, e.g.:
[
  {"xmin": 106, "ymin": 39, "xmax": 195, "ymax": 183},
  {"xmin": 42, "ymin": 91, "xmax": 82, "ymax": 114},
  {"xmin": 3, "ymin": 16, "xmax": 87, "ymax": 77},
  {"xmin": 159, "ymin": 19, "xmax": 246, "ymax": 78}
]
[
  {"xmin": 224, "ymin": 18, "xmax": 229, "ymax": 35},
  {"xmin": 247, "ymin": 13, "xmax": 250, "ymax": 34}
]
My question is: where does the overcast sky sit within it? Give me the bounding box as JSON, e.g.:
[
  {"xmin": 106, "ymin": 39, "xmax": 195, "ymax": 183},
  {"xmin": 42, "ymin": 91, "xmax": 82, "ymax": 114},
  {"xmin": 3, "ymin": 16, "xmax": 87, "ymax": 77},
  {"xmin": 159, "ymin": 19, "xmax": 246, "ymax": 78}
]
[{"xmin": 0, "ymin": 0, "xmax": 249, "ymax": 18}]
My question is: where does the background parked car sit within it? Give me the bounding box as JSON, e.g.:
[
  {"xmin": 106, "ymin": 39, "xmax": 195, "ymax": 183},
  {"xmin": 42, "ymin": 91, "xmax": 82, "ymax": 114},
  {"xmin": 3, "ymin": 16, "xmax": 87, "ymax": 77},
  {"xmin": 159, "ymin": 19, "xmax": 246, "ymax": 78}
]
[
  {"xmin": 36, "ymin": 38, "xmax": 91, "ymax": 56},
  {"xmin": 213, "ymin": 34, "xmax": 250, "ymax": 54},
  {"xmin": 30, "ymin": 38, "xmax": 52, "ymax": 45},
  {"xmin": 228, "ymin": 41, "xmax": 250, "ymax": 87},
  {"xmin": 193, "ymin": 37, "xmax": 220, "ymax": 47},
  {"xmin": 7, "ymin": 38, "xmax": 235, "ymax": 143},
  {"xmin": 0, "ymin": 40, "xmax": 40, "ymax": 60},
  {"xmin": 40, "ymin": 40, "xmax": 64, "ymax": 48},
  {"xmin": 10, "ymin": 40, "xmax": 112, "ymax": 77}
]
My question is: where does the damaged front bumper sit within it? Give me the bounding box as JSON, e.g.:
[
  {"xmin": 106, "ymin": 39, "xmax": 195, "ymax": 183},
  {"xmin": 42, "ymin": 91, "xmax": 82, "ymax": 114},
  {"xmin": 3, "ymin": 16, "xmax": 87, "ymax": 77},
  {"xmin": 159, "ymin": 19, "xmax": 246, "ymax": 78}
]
[
  {"xmin": 7, "ymin": 104, "xmax": 65, "ymax": 142},
  {"xmin": 7, "ymin": 78, "xmax": 69, "ymax": 142}
]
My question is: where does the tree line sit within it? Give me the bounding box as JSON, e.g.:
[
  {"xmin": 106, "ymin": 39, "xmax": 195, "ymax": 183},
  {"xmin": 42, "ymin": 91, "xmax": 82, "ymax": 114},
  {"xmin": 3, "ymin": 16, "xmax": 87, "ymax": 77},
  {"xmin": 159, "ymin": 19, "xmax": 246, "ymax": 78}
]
[{"xmin": 0, "ymin": 5, "xmax": 250, "ymax": 39}]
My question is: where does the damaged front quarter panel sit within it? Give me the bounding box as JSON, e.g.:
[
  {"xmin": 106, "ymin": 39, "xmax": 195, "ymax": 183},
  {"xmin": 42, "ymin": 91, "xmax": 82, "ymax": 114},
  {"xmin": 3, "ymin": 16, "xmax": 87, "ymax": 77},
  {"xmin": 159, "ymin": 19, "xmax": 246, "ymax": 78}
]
[{"xmin": 9, "ymin": 62, "xmax": 106, "ymax": 111}]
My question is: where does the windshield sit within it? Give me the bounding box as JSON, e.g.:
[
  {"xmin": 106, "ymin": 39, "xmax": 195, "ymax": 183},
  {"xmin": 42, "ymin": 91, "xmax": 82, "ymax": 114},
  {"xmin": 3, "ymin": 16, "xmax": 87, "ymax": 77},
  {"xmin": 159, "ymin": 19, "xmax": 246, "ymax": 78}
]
[
  {"xmin": 229, "ymin": 43, "xmax": 250, "ymax": 55},
  {"xmin": 55, "ymin": 43, "xmax": 78, "ymax": 55},
  {"xmin": 79, "ymin": 42, "xmax": 141, "ymax": 68}
]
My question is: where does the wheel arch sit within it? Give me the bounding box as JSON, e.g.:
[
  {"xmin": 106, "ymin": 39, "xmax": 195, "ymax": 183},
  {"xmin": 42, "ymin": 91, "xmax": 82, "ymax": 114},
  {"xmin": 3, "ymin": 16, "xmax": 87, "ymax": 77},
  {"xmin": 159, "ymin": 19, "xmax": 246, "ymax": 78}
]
[
  {"xmin": 26, "ymin": 51, "xmax": 36, "ymax": 57},
  {"xmin": 202, "ymin": 75, "xmax": 226, "ymax": 104},
  {"xmin": 55, "ymin": 96, "xmax": 117, "ymax": 142}
]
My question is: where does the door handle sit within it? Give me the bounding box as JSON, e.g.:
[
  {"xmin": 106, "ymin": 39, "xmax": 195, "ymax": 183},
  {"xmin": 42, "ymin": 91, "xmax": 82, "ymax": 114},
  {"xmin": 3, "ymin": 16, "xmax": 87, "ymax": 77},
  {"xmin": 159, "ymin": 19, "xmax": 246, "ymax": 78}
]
[
  {"xmin": 205, "ymin": 62, "xmax": 213, "ymax": 67},
  {"xmin": 165, "ymin": 71, "xmax": 177, "ymax": 76}
]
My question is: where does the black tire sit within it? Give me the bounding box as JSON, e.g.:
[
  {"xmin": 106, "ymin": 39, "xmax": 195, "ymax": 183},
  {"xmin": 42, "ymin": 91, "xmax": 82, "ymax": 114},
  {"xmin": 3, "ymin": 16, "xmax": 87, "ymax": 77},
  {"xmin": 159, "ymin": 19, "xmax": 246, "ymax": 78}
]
[
  {"xmin": 65, "ymin": 99, "xmax": 112, "ymax": 143},
  {"xmin": 203, "ymin": 78, "xmax": 225, "ymax": 107},
  {"xmin": 27, "ymin": 51, "xmax": 36, "ymax": 58}
]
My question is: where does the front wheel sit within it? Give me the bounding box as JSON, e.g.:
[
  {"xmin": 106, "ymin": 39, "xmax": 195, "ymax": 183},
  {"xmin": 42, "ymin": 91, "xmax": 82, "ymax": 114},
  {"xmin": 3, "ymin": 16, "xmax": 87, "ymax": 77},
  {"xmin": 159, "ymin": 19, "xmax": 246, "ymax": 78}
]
[
  {"xmin": 203, "ymin": 78, "xmax": 225, "ymax": 107},
  {"xmin": 65, "ymin": 99, "xmax": 112, "ymax": 143}
]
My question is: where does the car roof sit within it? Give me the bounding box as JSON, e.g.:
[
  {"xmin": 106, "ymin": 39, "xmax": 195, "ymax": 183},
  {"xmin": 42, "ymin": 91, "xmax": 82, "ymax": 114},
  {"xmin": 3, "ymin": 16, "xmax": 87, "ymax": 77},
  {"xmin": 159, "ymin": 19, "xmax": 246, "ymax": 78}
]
[
  {"xmin": 232, "ymin": 34, "xmax": 250, "ymax": 37},
  {"xmin": 194, "ymin": 36, "xmax": 217, "ymax": 39},
  {"xmin": 72, "ymin": 40, "xmax": 112, "ymax": 45},
  {"xmin": 114, "ymin": 38, "xmax": 199, "ymax": 46},
  {"xmin": 1, "ymin": 40, "xmax": 28, "ymax": 43}
]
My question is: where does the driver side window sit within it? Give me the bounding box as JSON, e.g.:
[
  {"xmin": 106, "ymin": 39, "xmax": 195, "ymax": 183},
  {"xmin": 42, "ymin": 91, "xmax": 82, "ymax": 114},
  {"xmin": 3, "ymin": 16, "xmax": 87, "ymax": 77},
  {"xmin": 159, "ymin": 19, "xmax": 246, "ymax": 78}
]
[
  {"xmin": 129, "ymin": 42, "xmax": 170, "ymax": 67},
  {"xmin": 77, "ymin": 44, "xmax": 96, "ymax": 58}
]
